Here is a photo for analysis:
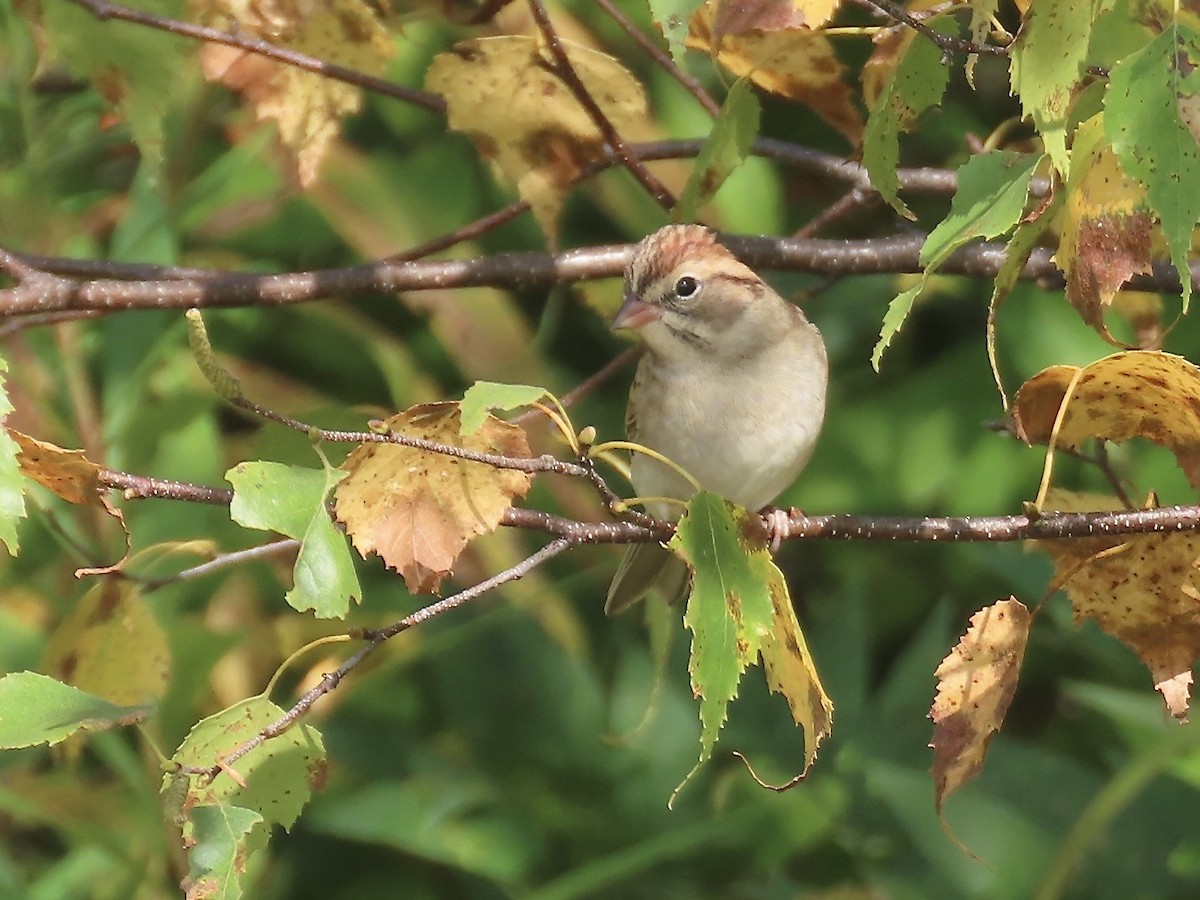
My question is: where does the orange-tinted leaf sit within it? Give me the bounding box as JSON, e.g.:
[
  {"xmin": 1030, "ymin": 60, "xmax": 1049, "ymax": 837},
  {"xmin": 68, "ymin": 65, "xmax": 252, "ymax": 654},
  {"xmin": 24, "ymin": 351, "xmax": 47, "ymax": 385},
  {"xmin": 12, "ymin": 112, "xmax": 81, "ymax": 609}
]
[
  {"xmin": 425, "ymin": 36, "xmax": 648, "ymax": 243},
  {"xmin": 1056, "ymin": 115, "xmax": 1153, "ymax": 340},
  {"xmin": 333, "ymin": 403, "xmax": 533, "ymax": 594},
  {"xmin": 1012, "ymin": 351, "xmax": 1200, "ymax": 490},
  {"xmin": 930, "ymin": 598, "xmax": 1030, "ymax": 813},
  {"xmin": 12, "ymin": 431, "xmax": 102, "ymax": 505},
  {"xmin": 197, "ymin": 0, "xmax": 393, "ymax": 187},
  {"xmin": 1036, "ymin": 490, "xmax": 1200, "ymax": 719},
  {"xmin": 688, "ymin": 6, "xmax": 862, "ymax": 145},
  {"xmin": 712, "ymin": 0, "xmax": 839, "ymax": 35}
]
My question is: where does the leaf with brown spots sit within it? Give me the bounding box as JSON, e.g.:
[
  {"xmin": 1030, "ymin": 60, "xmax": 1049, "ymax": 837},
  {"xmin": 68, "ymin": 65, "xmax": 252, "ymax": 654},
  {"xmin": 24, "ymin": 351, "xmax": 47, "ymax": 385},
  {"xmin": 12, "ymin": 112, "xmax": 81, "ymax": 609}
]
[
  {"xmin": 1055, "ymin": 115, "xmax": 1153, "ymax": 342},
  {"xmin": 930, "ymin": 598, "xmax": 1030, "ymax": 815},
  {"xmin": 333, "ymin": 403, "xmax": 533, "ymax": 594},
  {"xmin": 1036, "ymin": 489, "xmax": 1200, "ymax": 720},
  {"xmin": 1012, "ymin": 351, "xmax": 1200, "ymax": 491},
  {"xmin": 41, "ymin": 580, "xmax": 171, "ymax": 707},
  {"xmin": 688, "ymin": 4, "xmax": 862, "ymax": 146},
  {"xmin": 196, "ymin": 0, "xmax": 393, "ymax": 187},
  {"xmin": 711, "ymin": 0, "xmax": 840, "ymax": 37},
  {"xmin": 425, "ymin": 36, "xmax": 648, "ymax": 244}
]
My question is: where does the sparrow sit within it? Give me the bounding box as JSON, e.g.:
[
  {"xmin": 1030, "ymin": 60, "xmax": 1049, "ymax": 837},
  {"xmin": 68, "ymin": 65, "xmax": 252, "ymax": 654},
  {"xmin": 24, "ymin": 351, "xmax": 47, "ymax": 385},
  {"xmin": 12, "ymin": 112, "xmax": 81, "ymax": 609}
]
[{"xmin": 605, "ymin": 224, "xmax": 828, "ymax": 614}]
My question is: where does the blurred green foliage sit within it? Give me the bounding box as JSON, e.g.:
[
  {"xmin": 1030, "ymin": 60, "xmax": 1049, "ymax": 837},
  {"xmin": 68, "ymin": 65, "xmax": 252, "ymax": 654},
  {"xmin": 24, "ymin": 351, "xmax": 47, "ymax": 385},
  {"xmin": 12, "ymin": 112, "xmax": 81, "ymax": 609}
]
[{"xmin": 2, "ymin": 1, "xmax": 1200, "ymax": 898}]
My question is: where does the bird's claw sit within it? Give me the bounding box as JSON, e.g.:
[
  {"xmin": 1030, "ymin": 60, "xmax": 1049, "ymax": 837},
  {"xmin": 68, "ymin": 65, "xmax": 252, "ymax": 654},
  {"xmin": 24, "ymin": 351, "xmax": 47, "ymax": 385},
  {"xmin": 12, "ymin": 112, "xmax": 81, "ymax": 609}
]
[{"xmin": 763, "ymin": 507, "xmax": 791, "ymax": 555}]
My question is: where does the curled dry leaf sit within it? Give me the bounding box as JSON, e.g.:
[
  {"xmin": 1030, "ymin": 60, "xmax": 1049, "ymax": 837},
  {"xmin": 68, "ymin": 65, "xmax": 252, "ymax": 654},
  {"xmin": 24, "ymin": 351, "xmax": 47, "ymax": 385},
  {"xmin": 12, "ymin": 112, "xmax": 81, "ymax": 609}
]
[
  {"xmin": 425, "ymin": 36, "xmax": 648, "ymax": 244},
  {"xmin": 687, "ymin": 3, "xmax": 862, "ymax": 146},
  {"xmin": 1012, "ymin": 350, "xmax": 1200, "ymax": 491},
  {"xmin": 333, "ymin": 403, "xmax": 533, "ymax": 594},
  {"xmin": 196, "ymin": 0, "xmax": 393, "ymax": 187},
  {"xmin": 1037, "ymin": 489, "xmax": 1200, "ymax": 720},
  {"xmin": 930, "ymin": 598, "xmax": 1030, "ymax": 814},
  {"xmin": 1055, "ymin": 115, "xmax": 1153, "ymax": 342}
]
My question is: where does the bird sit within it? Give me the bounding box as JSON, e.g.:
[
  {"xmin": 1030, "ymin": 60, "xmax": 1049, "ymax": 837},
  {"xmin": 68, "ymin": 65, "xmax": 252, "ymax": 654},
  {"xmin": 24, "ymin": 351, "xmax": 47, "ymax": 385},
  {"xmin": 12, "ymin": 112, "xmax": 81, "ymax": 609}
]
[{"xmin": 605, "ymin": 224, "xmax": 828, "ymax": 615}]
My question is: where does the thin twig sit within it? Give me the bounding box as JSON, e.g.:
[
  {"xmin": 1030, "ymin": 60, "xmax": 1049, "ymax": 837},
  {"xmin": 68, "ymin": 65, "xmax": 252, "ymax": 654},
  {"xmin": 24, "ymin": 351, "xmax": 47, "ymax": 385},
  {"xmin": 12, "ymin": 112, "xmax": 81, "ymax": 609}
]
[
  {"xmin": 67, "ymin": 0, "xmax": 445, "ymax": 113},
  {"xmin": 528, "ymin": 0, "xmax": 677, "ymax": 209},
  {"xmin": 137, "ymin": 539, "xmax": 300, "ymax": 591},
  {"xmin": 855, "ymin": 0, "xmax": 1010, "ymax": 58},
  {"xmin": 179, "ymin": 537, "xmax": 573, "ymax": 780},
  {"xmin": 513, "ymin": 345, "xmax": 641, "ymax": 426},
  {"xmin": 595, "ymin": 0, "xmax": 722, "ymax": 117}
]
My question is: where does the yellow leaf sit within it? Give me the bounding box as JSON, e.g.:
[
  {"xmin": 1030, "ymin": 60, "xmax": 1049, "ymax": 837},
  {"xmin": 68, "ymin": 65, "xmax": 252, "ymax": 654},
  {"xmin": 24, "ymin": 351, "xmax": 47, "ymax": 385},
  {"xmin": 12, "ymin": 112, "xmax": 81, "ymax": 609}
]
[
  {"xmin": 333, "ymin": 403, "xmax": 533, "ymax": 594},
  {"xmin": 759, "ymin": 562, "xmax": 833, "ymax": 774},
  {"xmin": 1012, "ymin": 350, "xmax": 1200, "ymax": 491},
  {"xmin": 425, "ymin": 36, "xmax": 648, "ymax": 244},
  {"xmin": 41, "ymin": 580, "xmax": 171, "ymax": 707},
  {"xmin": 1055, "ymin": 115, "xmax": 1153, "ymax": 341},
  {"xmin": 687, "ymin": 4, "xmax": 862, "ymax": 146},
  {"xmin": 11, "ymin": 431, "xmax": 102, "ymax": 505},
  {"xmin": 930, "ymin": 598, "xmax": 1030, "ymax": 813},
  {"xmin": 711, "ymin": 0, "xmax": 841, "ymax": 35},
  {"xmin": 197, "ymin": 0, "xmax": 394, "ymax": 187},
  {"xmin": 1035, "ymin": 490, "xmax": 1200, "ymax": 720}
]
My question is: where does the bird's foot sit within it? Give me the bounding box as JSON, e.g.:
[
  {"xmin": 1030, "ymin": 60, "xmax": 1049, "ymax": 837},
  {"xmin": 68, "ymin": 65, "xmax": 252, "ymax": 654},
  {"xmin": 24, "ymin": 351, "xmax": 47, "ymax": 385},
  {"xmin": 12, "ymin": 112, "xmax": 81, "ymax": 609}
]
[{"xmin": 761, "ymin": 507, "xmax": 792, "ymax": 555}]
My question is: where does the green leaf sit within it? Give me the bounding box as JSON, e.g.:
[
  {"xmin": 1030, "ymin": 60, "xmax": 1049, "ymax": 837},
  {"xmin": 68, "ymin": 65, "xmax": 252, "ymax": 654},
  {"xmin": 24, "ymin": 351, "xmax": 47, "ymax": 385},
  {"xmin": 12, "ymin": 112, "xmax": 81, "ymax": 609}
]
[
  {"xmin": 228, "ymin": 461, "xmax": 361, "ymax": 617},
  {"xmin": 1009, "ymin": 0, "xmax": 1094, "ymax": 177},
  {"xmin": 181, "ymin": 803, "xmax": 264, "ymax": 900},
  {"xmin": 0, "ymin": 354, "xmax": 24, "ymax": 555},
  {"xmin": 873, "ymin": 151, "xmax": 1044, "ymax": 370},
  {"xmin": 862, "ymin": 18, "xmax": 956, "ymax": 218},
  {"xmin": 1105, "ymin": 24, "xmax": 1200, "ymax": 313},
  {"xmin": 0, "ymin": 672, "xmax": 150, "ymax": 749},
  {"xmin": 964, "ymin": 0, "xmax": 1000, "ymax": 87},
  {"xmin": 289, "ymin": 503, "xmax": 362, "ymax": 617},
  {"xmin": 165, "ymin": 695, "xmax": 326, "ymax": 858},
  {"xmin": 459, "ymin": 382, "xmax": 547, "ymax": 435},
  {"xmin": 920, "ymin": 151, "xmax": 1045, "ymax": 270},
  {"xmin": 228, "ymin": 462, "xmax": 330, "ymax": 539},
  {"xmin": 647, "ymin": 0, "xmax": 706, "ymax": 64},
  {"xmin": 669, "ymin": 492, "xmax": 775, "ymax": 761},
  {"xmin": 675, "ymin": 78, "xmax": 761, "ymax": 222}
]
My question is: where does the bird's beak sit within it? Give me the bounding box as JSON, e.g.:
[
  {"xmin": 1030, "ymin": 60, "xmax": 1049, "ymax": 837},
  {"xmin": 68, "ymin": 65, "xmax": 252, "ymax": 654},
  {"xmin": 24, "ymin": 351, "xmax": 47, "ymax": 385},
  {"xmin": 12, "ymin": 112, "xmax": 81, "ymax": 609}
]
[{"xmin": 611, "ymin": 293, "xmax": 661, "ymax": 331}]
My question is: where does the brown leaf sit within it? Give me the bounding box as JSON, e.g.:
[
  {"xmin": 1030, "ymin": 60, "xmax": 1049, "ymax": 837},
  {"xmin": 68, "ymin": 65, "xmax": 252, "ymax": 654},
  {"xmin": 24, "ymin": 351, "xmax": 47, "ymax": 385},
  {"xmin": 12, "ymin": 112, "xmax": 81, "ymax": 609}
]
[
  {"xmin": 1012, "ymin": 350, "xmax": 1200, "ymax": 491},
  {"xmin": 930, "ymin": 598, "xmax": 1030, "ymax": 813},
  {"xmin": 425, "ymin": 36, "xmax": 648, "ymax": 244},
  {"xmin": 1036, "ymin": 490, "xmax": 1200, "ymax": 720},
  {"xmin": 713, "ymin": 0, "xmax": 825, "ymax": 37},
  {"xmin": 688, "ymin": 4, "xmax": 862, "ymax": 146},
  {"xmin": 1055, "ymin": 115, "xmax": 1153, "ymax": 341},
  {"xmin": 197, "ymin": 0, "xmax": 393, "ymax": 187},
  {"xmin": 333, "ymin": 403, "xmax": 533, "ymax": 594},
  {"xmin": 12, "ymin": 430, "xmax": 102, "ymax": 504}
]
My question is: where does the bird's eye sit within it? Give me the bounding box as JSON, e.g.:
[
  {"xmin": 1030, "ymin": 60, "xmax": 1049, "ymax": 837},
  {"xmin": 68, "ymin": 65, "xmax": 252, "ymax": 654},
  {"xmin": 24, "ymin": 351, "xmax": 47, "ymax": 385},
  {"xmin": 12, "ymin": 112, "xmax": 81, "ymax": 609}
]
[{"xmin": 674, "ymin": 275, "xmax": 700, "ymax": 299}]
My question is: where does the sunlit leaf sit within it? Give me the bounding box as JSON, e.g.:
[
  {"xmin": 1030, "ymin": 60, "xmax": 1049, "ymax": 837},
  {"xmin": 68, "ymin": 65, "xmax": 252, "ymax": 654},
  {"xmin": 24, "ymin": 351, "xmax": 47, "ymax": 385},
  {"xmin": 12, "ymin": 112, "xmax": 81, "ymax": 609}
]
[
  {"xmin": 0, "ymin": 672, "xmax": 150, "ymax": 749},
  {"xmin": 11, "ymin": 431, "xmax": 103, "ymax": 505},
  {"xmin": 334, "ymin": 403, "xmax": 533, "ymax": 594},
  {"xmin": 228, "ymin": 461, "xmax": 361, "ymax": 617},
  {"xmin": 460, "ymin": 381, "xmax": 548, "ymax": 436},
  {"xmin": 1012, "ymin": 351, "xmax": 1200, "ymax": 491},
  {"xmin": 930, "ymin": 598, "xmax": 1030, "ymax": 813},
  {"xmin": 1009, "ymin": 0, "xmax": 1094, "ymax": 176}
]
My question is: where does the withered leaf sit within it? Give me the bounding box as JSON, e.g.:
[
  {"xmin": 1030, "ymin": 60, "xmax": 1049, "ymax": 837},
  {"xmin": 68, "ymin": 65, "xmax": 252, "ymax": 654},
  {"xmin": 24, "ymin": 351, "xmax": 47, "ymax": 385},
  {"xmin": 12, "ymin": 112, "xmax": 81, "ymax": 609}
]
[
  {"xmin": 688, "ymin": 4, "xmax": 862, "ymax": 146},
  {"xmin": 930, "ymin": 598, "xmax": 1030, "ymax": 814},
  {"xmin": 333, "ymin": 403, "xmax": 533, "ymax": 594},
  {"xmin": 12, "ymin": 430, "xmax": 102, "ymax": 505},
  {"xmin": 1037, "ymin": 489, "xmax": 1200, "ymax": 720},
  {"xmin": 425, "ymin": 36, "xmax": 648, "ymax": 244},
  {"xmin": 1012, "ymin": 350, "xmax": 1200, "ymax": 491}
]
